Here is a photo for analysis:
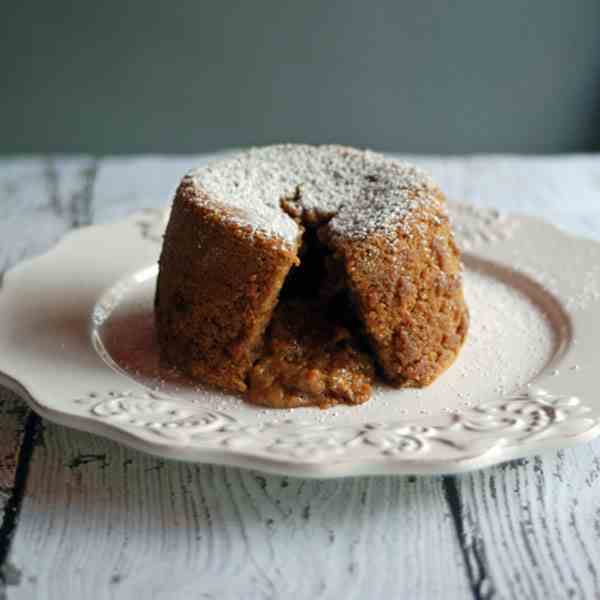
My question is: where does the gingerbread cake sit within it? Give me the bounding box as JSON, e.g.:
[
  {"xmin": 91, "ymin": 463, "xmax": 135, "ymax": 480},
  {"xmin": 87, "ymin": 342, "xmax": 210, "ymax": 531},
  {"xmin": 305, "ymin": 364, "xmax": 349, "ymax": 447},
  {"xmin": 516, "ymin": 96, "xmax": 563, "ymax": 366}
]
[{"xmin": 155, "ymin": 144, "xmax": 468, "ymax": 408}]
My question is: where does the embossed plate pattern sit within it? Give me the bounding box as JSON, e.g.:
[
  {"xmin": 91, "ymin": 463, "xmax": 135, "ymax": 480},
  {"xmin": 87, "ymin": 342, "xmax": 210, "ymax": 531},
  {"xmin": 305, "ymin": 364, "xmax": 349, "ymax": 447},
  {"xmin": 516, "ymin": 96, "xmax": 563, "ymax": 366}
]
[{"xmin": 1, "ymin": 204, "xmax": 600, "ymax": 477}]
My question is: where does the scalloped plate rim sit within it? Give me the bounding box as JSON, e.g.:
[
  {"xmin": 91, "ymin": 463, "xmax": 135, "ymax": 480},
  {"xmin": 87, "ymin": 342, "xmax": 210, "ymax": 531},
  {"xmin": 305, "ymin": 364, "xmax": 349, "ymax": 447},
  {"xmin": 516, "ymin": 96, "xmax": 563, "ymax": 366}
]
[
  {"xmin": 3, "ymin": 372, "xmax": 600, "ymax": 479},
  {"xmin": 1, "ymin": 205, "xmax": 600, "ymax": 478}
]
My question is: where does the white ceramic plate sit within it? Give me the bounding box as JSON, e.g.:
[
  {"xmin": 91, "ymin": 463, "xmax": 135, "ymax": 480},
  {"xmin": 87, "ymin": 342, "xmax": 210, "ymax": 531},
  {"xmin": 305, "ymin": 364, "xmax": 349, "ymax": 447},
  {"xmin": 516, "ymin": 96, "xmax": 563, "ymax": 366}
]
[{"xmin": 1, "ymin": 205, "xmax": 600, "ymax": 478}]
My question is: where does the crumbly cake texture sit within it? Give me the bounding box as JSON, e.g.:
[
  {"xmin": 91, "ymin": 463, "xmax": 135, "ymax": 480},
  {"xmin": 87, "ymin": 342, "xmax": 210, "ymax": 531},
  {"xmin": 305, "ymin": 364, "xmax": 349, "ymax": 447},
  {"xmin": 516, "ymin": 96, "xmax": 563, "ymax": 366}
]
[
  {"xmin": 247, "ymin": 299, "xmax": 376, "ymax": 408},
  {"xmin": 155, "ymin": 188, "xmax": 300, "ymax": 392},
  {"xmin": 155, "ymin": 144, "xmax": 469, "ymax": 403}
]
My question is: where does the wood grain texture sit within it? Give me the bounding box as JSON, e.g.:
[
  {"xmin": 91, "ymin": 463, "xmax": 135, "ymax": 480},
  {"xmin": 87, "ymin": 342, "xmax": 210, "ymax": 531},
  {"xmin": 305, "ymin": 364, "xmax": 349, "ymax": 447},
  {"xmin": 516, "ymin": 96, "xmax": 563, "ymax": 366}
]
[
  {"xmin": 6, "ymin": 423, "xmax": 470, "ymax": 600},
  {"xmin": 0, "ymin": 392, "xmax": 34, "ymax": 587},
  {"xmin": 0, "ymin": 397, "xmax": 26, "ymax": 506},
  {"xmin": 0, "ymin": 157, "xmax": 98, "ymax": 594},
  {"xmin": 454, "ymin": 449, "xmax": 600, "ymax": 600},
  {"xmin": 1, "ymin": 154, "xmax": 600, "ymax": 599},
  {"xmin": 0, "ymin": 159, "xmax": 51, "ymax": 590},
  {"xmin": 423, "ymin": 154, "xmax": 600, "ymax": 600}
]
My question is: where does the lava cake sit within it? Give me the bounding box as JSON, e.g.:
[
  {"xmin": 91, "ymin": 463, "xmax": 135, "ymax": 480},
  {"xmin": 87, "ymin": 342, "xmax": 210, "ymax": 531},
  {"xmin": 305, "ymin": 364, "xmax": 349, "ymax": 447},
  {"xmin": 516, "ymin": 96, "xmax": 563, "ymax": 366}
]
[{"xmin": 155, "ymin": 144, "xmax": 469, "ymax": 408}]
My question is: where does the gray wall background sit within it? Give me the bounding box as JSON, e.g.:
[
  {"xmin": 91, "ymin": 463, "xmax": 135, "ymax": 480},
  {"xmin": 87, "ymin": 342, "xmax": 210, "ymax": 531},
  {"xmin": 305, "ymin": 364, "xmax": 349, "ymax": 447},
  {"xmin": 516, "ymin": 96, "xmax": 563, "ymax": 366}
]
[{"xmin": 3, "ymin": 0, "xmax": 600, "ymax": 155}]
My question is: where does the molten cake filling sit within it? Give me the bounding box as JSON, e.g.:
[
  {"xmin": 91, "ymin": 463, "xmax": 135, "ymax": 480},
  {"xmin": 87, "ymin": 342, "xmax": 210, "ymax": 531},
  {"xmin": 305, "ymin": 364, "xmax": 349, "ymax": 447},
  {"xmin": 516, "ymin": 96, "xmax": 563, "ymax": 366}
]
[
  {"xmin": 247, "ymin": 220, "xmax": 376, "ymax": 408},
  {"xmin": 155, "ymin": 144, "xmax": 469, "ymax": 409}
]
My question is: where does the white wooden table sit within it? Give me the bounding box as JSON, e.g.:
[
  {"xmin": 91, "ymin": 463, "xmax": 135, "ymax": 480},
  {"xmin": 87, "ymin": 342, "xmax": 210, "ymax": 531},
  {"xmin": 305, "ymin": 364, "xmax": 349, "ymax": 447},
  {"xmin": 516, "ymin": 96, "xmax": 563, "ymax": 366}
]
[{"xmin": 1, "ymin": 154, "xmax": 600, "ymax": 600}]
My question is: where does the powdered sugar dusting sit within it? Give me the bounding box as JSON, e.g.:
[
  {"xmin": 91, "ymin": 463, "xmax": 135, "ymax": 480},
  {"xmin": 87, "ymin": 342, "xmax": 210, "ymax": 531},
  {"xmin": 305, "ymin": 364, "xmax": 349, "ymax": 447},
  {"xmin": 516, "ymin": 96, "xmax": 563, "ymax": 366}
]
[
  {"xmin": 96, "ymin": 259, "xmax": 558, "ymax": 423},
  {"xmin": 449, "ymin": 267, "xmax": 554, "ymax": 400},
  {"xmin": 187, "ymin": 144, "xmax": 440, "ymax": 244}
]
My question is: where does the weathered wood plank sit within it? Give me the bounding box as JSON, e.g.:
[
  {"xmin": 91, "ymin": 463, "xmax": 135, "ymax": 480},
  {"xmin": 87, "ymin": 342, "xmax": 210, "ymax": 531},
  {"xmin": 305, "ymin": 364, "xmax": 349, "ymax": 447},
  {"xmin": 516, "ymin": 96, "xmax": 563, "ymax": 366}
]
[
  {"xmin": 0, "ymin": 393, "xmax": 34, "ymax": 590},
  {"xmin": 6, "ymin": 423, "xmax": 470, "ymax": 600},
  {"xmin": 428, "ymin": 155, "xmax": 600, "ymax": 600},
  {"xmin": 0, "ymin": 398, "xmax": 27, "ymax": 510},
  {"xmin": 454, "ymin": 446, "xmax": 600, "ymax": 600},
  {"xmin": 0, "ymin": 157, "xmax": 98, "ymax": 594},
  {"xmin": 0, "ymin": 158, "xmax": 96, "ymax": 267},
  {"xmin": 0, "ymin": 159, "xmax": 53, "ymax": 590},
  {"xmin": 91, "ymin": 155, "xmax": 216, "ymax": 222}
]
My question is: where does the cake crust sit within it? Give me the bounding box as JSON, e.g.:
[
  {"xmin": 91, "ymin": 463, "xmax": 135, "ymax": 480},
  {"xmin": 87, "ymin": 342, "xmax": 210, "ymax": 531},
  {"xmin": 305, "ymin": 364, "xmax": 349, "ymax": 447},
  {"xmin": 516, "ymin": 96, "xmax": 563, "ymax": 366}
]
[
  {"xmin": 155, "ymin": 144, "xmax": 469, "ymax": 404},
  {"xmin": 156, "ymin": 180, "xmax": 301, "ymax": 393},
  {"xmin": 327, "ymin": 194, "xmax": 468, "ymax": 387}
]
